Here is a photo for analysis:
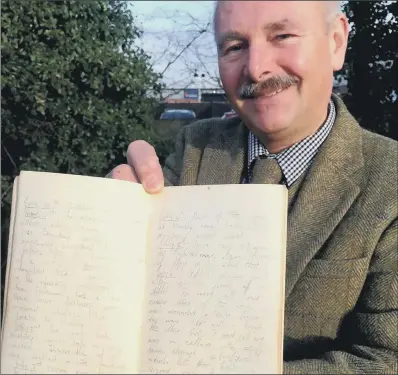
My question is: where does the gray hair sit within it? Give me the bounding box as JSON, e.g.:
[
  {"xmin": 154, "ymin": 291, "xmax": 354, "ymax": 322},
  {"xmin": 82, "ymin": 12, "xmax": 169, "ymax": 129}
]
[
  {"xmin": 325, "ymin": 1, "xmax": 343, "ymax": 23},
  {"xmin": 328, "ymin": 1, "xmax": 343, "ymax": 16},
  {"xmin": 213, "ymin": 1, "xmax": 343, "ymax": 35}
]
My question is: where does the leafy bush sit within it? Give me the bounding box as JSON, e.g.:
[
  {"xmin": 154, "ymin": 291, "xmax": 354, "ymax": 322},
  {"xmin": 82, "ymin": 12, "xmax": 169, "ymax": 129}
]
[
  {"xmin": 1, "ymin": 0, "xmax": 167, "ymax": 296},
  {"xmin": 338, "ymin": 1, "xmax": 397, "ymax": 140}
]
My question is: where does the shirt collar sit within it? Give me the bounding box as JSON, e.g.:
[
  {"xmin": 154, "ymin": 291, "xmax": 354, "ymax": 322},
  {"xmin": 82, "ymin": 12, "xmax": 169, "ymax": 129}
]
[{"xmin": 247, "ymin": 98, "xmax": 336, "ymax": 186}]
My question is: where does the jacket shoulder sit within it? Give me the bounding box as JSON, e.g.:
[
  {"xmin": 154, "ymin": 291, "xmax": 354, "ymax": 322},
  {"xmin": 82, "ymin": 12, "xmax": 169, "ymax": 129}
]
[
  {"xmin": 180, "ymin": 116, "xmax": 242, "ymax": 147},
  {"xmin": 362, "ymin": 128, "xmax": 397, "ymax": 175},
  {"xmin": 361, "ymin": 128, "xmax": 398, "ymax": 212},
  {"xmin": 162, "ymin": 116, "xmax": 244, "ymax": 186}
]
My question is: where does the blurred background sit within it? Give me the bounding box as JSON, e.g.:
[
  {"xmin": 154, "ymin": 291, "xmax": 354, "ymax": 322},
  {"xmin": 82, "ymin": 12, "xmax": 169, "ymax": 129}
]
[{"xmin": 1, "ymin": 1, "xmax": 397, "ymax": 304}]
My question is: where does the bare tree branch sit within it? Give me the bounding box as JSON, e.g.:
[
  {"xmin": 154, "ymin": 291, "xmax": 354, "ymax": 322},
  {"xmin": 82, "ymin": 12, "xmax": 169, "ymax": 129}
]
[
  {"xmin": 136, "ymin": 6, "xmax": 220, "ymax": 88},
  {"xmin": 160, "ymin": 23, "xmax": 209, "ymax": 76}
]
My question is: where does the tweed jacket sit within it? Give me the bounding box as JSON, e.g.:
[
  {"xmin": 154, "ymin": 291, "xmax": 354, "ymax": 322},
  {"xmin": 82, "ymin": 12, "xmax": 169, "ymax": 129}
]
[{"xmin": 162, "ymin": 95, "xmax": 398, "ymax": 374}]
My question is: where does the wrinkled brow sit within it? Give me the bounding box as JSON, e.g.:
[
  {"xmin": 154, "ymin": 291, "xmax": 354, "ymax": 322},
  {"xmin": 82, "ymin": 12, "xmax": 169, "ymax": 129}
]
[
  {"xmin": 216, "ymin": 31, "xmax": 246, "ymax": 50},
  {"xmin": 217, "ymin": 18, "xmax": 292, "ymax": 50}
]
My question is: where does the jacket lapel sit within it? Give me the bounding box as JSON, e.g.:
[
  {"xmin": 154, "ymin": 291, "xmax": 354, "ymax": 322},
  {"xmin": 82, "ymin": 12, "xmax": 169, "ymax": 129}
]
[
  {"xmin": 197, "ymin": 118, "xmax": 247, "ymax": 185},
  {"xmin": 285, "ymin": 96, "xmax": 365, "ymax": 298}
]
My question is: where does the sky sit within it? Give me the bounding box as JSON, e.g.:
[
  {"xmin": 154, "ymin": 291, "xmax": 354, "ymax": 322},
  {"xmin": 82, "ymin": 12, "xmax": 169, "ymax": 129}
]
[{"xmin": 128, "ymin": 1, "xmax": 218, "ymax": 88}]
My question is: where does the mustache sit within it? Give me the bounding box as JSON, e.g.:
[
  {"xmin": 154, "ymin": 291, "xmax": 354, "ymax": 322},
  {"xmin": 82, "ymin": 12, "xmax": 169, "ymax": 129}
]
[{"xmin": 238, "ymin": 75, "xmax": 300, "ymax": 99}]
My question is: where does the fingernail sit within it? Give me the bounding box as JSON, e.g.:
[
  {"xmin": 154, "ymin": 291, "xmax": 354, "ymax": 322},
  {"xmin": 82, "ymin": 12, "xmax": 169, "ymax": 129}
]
[{"xmin": 144, "ymin": 176, "xmax": 161, "ymax": 192}]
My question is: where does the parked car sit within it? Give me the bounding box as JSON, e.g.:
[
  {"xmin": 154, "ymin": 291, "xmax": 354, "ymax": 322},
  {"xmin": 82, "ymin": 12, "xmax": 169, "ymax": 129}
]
[
  {"xmin": 160, "ymin": 109, "xmax": 196, "ymax": 120},
  {"xmin": 221, "ymin": 110, "xmax": 237, "ymax": 119}
]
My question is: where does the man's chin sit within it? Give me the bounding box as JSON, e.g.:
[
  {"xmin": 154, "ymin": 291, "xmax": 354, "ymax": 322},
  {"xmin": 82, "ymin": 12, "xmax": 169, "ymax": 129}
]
[{"xmin": 244, "ymin": 111, "xmax": 293, "ymax": 138}]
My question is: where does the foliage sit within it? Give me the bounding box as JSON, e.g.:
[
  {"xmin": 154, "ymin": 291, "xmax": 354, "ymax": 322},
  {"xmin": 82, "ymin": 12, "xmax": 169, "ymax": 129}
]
[
  {"xmin": 337, "ymin": 1, "xmax": 398, "ymax": 140},
  {"xmin": 1, "ymin": 0, "xmax": 166, "ymax": 290}
]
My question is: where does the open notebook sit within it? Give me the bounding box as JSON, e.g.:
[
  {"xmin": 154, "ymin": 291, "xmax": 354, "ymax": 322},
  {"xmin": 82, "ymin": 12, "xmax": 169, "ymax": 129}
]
[{"xmin": 1, "ymin": 171, "xmax": 287, "ymax": 374}]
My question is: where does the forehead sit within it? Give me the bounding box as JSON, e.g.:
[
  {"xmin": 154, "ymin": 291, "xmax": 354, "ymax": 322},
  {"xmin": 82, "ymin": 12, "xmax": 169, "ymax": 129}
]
[{"xmin": 215, "ymin": 1, "xmax": 324, "ymax": 34}]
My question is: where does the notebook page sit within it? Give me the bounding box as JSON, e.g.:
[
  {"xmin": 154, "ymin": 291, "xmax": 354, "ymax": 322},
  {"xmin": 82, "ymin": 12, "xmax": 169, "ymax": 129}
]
[
  {"xmin": 140, "ymin": 184, "xmax": 287, "ymax": 374},
  {"xmin": 1, "ymin": 171, "xmax": 150, "ymax": 374}
]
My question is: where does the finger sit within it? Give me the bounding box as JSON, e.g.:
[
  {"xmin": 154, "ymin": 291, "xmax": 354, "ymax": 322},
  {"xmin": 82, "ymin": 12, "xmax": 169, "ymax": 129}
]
[
  {"xmin": 127, "ymin": 140, "xmax": 164, "ymax": 193},
  {"xmin": 107, "ymin": 164, "xmax": 139, "ymax": 182}
]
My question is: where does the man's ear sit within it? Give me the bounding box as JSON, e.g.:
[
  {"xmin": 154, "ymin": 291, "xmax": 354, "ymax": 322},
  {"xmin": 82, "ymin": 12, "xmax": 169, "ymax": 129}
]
[{"xmin": 330, "ymin": 14, "xmax": 349, "ymax": 72}]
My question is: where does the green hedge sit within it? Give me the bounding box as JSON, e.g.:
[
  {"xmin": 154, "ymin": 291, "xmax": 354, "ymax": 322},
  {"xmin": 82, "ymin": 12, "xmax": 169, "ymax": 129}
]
[{"xmin": 1, "ymin": 0, "xmax": 174, "ymax": 301}]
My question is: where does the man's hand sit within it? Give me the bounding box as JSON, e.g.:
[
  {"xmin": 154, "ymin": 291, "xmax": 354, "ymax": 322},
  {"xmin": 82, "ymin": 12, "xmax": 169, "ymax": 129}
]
[{"xmin": 107, "ymin": 140, "xmax": 164, "ymax": 193}]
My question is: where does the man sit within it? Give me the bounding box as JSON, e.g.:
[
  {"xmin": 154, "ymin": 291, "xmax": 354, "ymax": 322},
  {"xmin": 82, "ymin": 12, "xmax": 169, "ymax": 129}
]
[{"xmin": 109, "ymin": 1, "xmax": 397, "ymax": 373}]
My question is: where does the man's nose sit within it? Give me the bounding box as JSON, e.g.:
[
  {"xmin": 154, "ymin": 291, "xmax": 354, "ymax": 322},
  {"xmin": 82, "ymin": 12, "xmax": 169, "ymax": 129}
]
[{"xmin": 244, "ymin": 42, "xmax": 275, "ymax": 82}]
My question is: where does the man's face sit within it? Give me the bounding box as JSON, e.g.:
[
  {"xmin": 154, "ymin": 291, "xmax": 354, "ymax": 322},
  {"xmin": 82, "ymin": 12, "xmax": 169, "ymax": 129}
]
[{"xmin": 215, "ymin": 1, "xmax": 348, "ymax": 140}]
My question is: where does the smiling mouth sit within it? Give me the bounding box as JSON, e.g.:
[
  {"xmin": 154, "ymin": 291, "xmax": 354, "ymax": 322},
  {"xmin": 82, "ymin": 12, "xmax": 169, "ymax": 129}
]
[
  {"xmin": 257, "ymin": 85, "xmax": 293, "ymax": 99},
  {"xmin": 259, "ymin": 85, "xmax": 291, "ymax": 98}
]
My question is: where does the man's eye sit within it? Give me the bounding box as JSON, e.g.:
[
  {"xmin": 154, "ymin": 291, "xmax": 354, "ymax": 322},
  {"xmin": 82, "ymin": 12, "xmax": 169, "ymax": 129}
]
[
  {"xmin": 225, "ymin": 44, "xmax": 242, "ymax": 54},
  {"xmin": 275, "ymin": 34, "xmax": 293, "ymax": 41}
]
